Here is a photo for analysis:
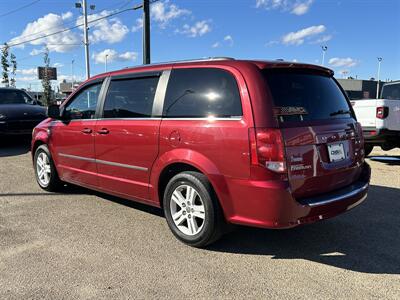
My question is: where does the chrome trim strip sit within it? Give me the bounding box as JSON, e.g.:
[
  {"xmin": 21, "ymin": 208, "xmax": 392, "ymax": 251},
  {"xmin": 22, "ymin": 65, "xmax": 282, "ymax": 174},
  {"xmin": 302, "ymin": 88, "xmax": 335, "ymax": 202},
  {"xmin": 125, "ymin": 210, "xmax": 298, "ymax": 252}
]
[
  {"xmin": 307, "ymin": 182, "xmax": 369, "ymax": 207},
  {"xmin": 59, "ymin": 153, "xmax": 95, "ymax": 162},
  {"xmin": 161, "ymin": 117, "xmax": 243, "ymax": 121},
  {"xmin": 59, "ymin": 153, "xmax": 148, "ymax": 171},
  {"xmin": 96, "ymin": 158, "xmax": 148, "ymax": 171}
]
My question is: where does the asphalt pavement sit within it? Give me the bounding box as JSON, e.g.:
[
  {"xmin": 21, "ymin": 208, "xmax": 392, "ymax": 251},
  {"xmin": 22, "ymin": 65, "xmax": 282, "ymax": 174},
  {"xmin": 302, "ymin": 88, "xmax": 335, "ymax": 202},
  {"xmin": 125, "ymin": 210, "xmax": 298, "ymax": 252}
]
[{"xmin": 0, "ymin": 137, "xmax": 399, "ymax": 299}]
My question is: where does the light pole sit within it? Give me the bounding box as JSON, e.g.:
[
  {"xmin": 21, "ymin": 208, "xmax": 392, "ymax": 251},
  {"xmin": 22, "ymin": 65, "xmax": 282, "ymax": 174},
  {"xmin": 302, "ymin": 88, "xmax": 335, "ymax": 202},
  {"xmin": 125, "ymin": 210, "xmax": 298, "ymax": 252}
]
[
  {"xmin": 75, "ymin": 1, "xmax": 95, "ymax": 79},
  {"xmin": 71, "ymin": 59, "xmax": 75, "ymax": 90},
  {"xmin": 376, "ymin": 57, "xmax": 383, "ymax": 99},
  {"xmin": 105, "ymin": 54, "xmax": 108, "ymax": 72},
  {"xmin": 321, "ymin": 46, "xmax": 328, "ymax": 66},
  {"xmin": 143, "ymin": 0, "xmax": 150, "ymax": 64}
]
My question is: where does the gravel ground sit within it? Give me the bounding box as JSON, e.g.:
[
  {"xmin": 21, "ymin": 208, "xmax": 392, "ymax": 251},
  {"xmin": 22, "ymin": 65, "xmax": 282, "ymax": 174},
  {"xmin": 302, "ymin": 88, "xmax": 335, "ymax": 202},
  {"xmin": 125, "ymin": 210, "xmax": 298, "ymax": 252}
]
[{"xmin": 0, "ymin": 138, "xmax": 399, "ymax": 299}]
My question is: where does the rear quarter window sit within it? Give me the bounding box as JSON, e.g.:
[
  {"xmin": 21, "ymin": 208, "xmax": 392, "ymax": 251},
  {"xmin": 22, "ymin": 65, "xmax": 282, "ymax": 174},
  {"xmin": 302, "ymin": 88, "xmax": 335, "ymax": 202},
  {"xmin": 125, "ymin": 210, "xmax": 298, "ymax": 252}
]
[
  {"xmin": 263, "ymin": 69, "xmax": 354, "ymax": 123},
  {"xmin": 163, "ymin": 68, "xmax": 242, "ymax": 118}
]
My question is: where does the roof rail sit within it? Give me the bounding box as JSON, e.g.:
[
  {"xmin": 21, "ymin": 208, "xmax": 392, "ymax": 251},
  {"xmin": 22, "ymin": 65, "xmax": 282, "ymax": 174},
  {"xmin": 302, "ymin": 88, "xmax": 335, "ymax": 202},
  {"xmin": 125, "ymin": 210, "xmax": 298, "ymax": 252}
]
[{"xmin": 124, "ymin": 57, "xmax": 235, "ymax": 69}]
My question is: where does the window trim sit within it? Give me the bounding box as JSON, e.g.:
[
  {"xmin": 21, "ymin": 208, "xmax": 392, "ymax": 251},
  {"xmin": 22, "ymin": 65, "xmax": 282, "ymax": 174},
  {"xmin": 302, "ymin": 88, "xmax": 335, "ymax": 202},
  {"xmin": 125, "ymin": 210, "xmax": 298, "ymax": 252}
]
[
  {"xmin": 97, "ymin": 70, "xmax": 170, "ymax": 119},
  {"xmin": 61, "ymin": 79, "xmax": 106, "ymax": 120},
  {"xmin": 161, "ymin": 67, "xmax": 243, "ymax": 119}
]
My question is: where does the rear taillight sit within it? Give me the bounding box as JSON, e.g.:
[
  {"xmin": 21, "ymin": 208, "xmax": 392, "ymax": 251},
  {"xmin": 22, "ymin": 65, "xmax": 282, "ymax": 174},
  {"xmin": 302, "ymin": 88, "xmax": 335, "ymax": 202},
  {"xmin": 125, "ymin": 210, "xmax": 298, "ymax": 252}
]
[
  {"xmin": 249, "ymin": 128, "xmax": 286, "ymax": 173},
  {"xmin": 376, "ymin": 106, "xmax": 389, "ymax": 119}
]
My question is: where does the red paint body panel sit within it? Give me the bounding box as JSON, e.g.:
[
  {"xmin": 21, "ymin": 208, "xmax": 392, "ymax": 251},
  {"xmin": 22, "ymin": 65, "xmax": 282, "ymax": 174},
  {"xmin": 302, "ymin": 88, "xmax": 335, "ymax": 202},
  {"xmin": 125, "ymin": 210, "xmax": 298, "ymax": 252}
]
[{"xmin": 32, "ymin": 59, "xmax": 370, "ymax": 230}]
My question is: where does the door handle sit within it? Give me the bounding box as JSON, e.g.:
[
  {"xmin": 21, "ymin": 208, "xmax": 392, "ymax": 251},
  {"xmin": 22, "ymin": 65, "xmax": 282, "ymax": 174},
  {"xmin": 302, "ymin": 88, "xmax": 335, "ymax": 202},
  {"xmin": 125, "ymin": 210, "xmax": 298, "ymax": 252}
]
[
  {"xmin": 97, "ymin": 128, "xmax": 109, "ymax": 134},
  {"xmin": 81, "ymin": 128, "xmax": 92, "ymax": 134}
]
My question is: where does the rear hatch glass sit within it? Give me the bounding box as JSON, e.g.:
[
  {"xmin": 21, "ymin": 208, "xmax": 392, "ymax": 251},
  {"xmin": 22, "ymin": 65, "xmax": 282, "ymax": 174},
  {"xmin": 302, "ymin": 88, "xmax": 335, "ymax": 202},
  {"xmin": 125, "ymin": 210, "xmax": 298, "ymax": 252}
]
[{"xmin": 263, "ymin": 69, "xmax": 364, "ymax": 199}]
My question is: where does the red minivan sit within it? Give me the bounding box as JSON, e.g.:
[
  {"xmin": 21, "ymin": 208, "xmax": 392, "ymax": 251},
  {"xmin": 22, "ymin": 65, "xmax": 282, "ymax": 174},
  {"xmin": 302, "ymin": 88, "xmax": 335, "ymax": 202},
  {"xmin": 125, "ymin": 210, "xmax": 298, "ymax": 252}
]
[{"xmin": 32, "ymin": 58, "xmax": 371, "ymax": 247}]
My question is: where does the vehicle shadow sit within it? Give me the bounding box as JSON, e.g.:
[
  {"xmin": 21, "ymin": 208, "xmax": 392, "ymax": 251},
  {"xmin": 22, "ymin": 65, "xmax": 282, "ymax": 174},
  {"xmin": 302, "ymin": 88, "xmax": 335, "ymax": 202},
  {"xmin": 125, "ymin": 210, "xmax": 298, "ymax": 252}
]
[
  {"xmin": 0, "ymin": 136, "xmax": 31, "ymax": 157},
  {"xmin": 208, "ymin": 184, "xmax": 400, "ymax": 275},
  {"xmin": 368, "ymin": 156, "xmax": 400, "ymax": 166}
]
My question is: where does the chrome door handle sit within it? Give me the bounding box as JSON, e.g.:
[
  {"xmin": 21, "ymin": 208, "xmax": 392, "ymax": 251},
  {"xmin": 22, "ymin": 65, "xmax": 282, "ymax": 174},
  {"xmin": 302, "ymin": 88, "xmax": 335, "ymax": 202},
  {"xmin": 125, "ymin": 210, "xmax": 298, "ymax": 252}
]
[
  {"xmin": 81, "ymin": 128, "xmax": 92, "ymax": 134},
  {"xmin": 97, "ymin": 128, "xmax": 109, "ymax": 134}
]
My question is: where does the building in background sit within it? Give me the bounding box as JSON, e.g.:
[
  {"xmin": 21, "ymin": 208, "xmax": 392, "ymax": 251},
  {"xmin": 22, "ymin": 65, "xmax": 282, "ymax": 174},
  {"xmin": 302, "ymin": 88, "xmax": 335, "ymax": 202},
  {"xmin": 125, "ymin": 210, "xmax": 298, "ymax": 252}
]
[{"xmin": 337, "ymin": 79, "xmax": 385, "ymax": 100}]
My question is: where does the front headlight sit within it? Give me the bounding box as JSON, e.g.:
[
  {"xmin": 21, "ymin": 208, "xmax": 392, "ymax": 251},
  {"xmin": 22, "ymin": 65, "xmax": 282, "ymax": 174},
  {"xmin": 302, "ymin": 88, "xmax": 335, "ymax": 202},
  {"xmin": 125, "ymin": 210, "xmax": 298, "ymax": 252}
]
[{"xmin": 0, "ymin": 113, "xmax": 6, "ymax": 120}]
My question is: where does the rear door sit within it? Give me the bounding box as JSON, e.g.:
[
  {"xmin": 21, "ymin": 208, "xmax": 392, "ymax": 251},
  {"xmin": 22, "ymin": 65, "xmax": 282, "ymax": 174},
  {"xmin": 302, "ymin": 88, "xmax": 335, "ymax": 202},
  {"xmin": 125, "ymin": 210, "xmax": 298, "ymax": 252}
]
[
  {"xmin": 94, "ymin": 71, "xmax": 167, "ymax": 201},
  {"xmin": 263, "ymin": 69, "xmax": 364, "ymax": 198}
]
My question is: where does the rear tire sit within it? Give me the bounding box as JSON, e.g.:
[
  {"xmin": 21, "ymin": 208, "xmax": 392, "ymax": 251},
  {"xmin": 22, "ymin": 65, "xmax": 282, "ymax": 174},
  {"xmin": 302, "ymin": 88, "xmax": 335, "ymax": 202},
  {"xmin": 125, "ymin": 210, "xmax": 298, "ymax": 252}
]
[
  {"xmin": 163, "ymin": 171, "xmax": 225, "ymax": 247},
  {"xmin": 364, "ymin": 144, "xmax": 373, "ymax": 157},
  {"xmin": 34, "ymin": 145, "xmax": 63, "ymax": 192}
]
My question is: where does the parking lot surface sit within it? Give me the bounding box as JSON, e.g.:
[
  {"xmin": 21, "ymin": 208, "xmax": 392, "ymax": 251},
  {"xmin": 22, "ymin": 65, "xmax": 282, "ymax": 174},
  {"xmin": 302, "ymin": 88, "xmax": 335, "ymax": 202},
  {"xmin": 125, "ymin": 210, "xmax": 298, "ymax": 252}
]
[{"xmin": 1, "ymin": 138, "xmax": 399, "ymax": 299}]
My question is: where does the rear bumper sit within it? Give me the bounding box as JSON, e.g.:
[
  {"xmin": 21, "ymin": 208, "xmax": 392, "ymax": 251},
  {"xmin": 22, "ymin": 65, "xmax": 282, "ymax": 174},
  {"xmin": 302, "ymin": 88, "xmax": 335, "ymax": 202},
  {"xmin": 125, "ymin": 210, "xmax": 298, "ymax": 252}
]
[
  {"xmin": 224, "ymin": 162, "xmax": 371, "ymax": 229},
  {"xmin": 363, "ymin": 127, "xmax": 400, "ymax": 144}
]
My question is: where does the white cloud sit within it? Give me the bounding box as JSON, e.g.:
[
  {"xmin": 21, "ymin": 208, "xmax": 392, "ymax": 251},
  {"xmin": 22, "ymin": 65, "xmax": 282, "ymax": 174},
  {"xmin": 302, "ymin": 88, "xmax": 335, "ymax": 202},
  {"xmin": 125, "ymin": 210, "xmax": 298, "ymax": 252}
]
[
  {"xmin": 265, "ymin": 40, "xmax": 279, "ymax": 47},
  {"xmin": 17, "ymin": 68, "xmax": 37, "ymax": 75},
  {"xmin": 151, "ymin": 1, "xmax": 190, "ymax": 28},
  {"xmin": 30, "ymin": 48, "xmax": 44, "ymax": 56},
  {"xmin": 329, "ymin": 57, "xmax": 358, "ymax": 68},
  {"xmin": 291, "ymin": 0, "xmax": 313, "ymax": 15},
  {"xmin": 77, "ymin": 10, "xmax": 129, "ymax": 44},
  {"xmin": 311, "ymin": 35, "xmax": 332, "ymax": 44},
  {"xmin": 132, "ymin": 18, "xmax": 143, "ymax": 32},
  {"xmin": 212, "ymin": 35, "xmax": 234, "ymax": 48},
  {"xmin": 61, "ymin": 11, "xmax": 73, "ymax": 20},
  {"xmin": 224, "ymin": 35, "xmax": 234, "ymax": 46},
  {"xmin": 16, "ymin": 76, "xmax": 37, "ymax": 82},
  {"xmin": 92, "ymin": 49, "xmax": 138, "ymax": 64},
  {"xmin": 179, "ymin": 20, "xmax": 211, "ymax": 37},
  {"xmin": 9, "ymin": 12, "xmax": 80, "ymax": 53},
  {"xmin": 53, "ymin": 63, "xmax": 64, "ymax": 68},
  {"xmin": 256, "ymin": 0, "xmax": 314, "ymax": 15},
  {"xmin": 282, "ymin": 25, "xmax": 326, "ymax": 45}
]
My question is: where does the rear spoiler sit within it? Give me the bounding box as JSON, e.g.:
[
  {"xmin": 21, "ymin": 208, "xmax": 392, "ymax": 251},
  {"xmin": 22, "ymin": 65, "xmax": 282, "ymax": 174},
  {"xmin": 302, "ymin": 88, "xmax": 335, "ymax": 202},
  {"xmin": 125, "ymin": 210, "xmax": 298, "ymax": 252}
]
[{"xmin": 267, "ymin": 62, "xmax": 334, "ymax": 76}]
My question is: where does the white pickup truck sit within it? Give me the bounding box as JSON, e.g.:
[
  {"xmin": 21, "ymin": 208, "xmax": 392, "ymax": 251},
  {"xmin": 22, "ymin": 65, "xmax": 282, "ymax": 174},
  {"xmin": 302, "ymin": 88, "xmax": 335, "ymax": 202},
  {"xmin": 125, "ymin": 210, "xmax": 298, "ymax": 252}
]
[{"xmin": 351, "ymin": 81, "xmax": 400, "ymax": 156}]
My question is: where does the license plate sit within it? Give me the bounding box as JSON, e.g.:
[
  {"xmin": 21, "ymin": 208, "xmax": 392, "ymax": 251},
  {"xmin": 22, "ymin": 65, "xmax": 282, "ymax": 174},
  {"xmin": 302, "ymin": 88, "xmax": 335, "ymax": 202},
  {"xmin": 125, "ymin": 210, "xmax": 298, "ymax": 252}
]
[{"xmin": 327, "ymin": 143, "xmax": 346, "ymax": 162}]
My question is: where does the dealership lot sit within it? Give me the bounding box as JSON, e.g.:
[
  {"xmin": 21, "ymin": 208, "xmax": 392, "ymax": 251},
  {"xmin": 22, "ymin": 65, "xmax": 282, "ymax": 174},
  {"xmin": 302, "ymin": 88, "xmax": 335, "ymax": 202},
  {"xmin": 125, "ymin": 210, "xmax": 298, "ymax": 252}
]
[{"xmin": 0, "ymin": 138, "xmax": 399, "ymax": 299}]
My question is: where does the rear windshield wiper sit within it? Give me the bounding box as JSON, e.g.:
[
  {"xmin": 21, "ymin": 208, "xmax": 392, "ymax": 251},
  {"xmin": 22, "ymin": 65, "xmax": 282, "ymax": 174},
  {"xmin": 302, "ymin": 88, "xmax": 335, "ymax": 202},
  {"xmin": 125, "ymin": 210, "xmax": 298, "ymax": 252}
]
[{"xmin": 330, "ymin": 109, "xmax": 351, "ymax": 116}]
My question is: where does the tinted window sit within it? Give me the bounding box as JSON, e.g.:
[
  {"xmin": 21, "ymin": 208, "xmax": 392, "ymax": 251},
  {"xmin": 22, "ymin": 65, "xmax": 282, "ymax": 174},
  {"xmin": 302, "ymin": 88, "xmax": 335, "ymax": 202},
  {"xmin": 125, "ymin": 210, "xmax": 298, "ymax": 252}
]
[
  {"xmin": 0, "ymin": 90, "xmax": 33, "ymax": 105},
  {"xmin": 163, "ymin": 68, "xmax": 242, "ymax": 118},
  {"xmin": 381, "ymin": 83, "xmax": 400, "ymax": 100},
  {"xmin": 263, "ymin": 69, "xmax": 353, "ymax": 123},
  {"xmin": 65, "ymin": 83, "xmax": 102, "ymax": 119},
  {"xmin": 103, "ymin": 77, "xmax": 159, "ymax": 118}
]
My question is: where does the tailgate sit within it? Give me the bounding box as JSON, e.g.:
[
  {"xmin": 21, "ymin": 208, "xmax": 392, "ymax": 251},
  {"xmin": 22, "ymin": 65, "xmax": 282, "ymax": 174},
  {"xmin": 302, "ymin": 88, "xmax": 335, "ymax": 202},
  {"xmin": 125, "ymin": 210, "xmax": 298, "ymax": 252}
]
[
  {"xmin": 351, "ymin": 99, "xmax": 377, "ymax": 128},
  {"xmin": 282, "ymin": 121, "xmax": 364, "ymax": 198}
]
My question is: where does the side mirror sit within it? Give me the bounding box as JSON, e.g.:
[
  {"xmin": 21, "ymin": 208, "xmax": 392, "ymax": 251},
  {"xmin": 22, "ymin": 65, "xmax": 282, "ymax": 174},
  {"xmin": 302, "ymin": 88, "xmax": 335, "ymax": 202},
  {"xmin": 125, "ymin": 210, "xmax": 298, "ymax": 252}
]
[{"xmin": 47, "ymin": 105, "xmax": 61, "ymax": 119}]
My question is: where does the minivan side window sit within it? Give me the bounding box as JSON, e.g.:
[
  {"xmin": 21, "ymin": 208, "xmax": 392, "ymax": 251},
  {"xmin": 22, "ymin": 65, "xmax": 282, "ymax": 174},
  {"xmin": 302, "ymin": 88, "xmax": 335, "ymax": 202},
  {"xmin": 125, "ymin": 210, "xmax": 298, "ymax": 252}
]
[
  {"xmin": 103, "ymin": 76, "xmax": 159, "ymax": 118},
  {"xmin": 64, "ymin": 83, "xmax": 102, "ymax": 120},
  {"xmin": 163, "ymin": 68, "xmax": 242, "ymax": 118}
]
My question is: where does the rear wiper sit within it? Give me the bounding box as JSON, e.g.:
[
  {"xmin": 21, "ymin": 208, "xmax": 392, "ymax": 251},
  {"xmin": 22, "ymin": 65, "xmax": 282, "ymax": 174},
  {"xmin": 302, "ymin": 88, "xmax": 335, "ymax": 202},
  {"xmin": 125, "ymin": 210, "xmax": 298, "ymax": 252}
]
[{"xmin": 330, "ymin": 109, "xmax": 351, "ymax": 116}]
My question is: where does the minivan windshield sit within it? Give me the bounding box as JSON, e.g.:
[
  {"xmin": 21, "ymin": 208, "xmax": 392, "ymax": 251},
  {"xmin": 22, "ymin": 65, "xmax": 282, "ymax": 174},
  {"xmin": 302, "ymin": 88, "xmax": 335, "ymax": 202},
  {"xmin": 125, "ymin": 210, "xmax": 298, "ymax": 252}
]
[
  {"xmin": 0, "ymin": 89, "xmax": 33, "ymax": 105},
  {"xmin": 263, "ymin": 69, "xmax": 354, "ymax": 123}
]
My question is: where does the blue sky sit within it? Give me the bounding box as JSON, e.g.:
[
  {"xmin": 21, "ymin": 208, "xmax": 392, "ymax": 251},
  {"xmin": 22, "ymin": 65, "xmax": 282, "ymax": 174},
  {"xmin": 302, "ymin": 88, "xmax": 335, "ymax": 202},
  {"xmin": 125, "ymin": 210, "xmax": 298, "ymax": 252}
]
[{"xmin": 0, "ymin": 0, "xmax": 399, "ymax": 90}]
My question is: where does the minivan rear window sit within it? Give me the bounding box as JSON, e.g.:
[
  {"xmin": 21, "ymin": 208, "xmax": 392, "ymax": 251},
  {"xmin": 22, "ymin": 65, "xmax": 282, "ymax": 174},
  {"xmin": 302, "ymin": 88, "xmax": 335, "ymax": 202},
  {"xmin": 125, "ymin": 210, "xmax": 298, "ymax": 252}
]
[{"xmin": 263, "ymin": 69, "xmax": 354, "ymax": 123}]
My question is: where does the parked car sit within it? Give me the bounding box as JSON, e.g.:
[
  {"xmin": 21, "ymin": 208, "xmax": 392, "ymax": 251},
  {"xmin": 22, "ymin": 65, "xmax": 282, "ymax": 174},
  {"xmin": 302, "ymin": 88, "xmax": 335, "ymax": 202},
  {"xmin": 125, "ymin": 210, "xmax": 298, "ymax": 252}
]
[
  {"xmin": 351, "ymin": 80, "xmax": 400, "ymax": 156},
  {"xmin": 0, "ymin": 88, "xmax": 47, "ymax": 136},
  {"xmin": 31, "ymin": 58, "xmax": 371, "ymax": 247}
]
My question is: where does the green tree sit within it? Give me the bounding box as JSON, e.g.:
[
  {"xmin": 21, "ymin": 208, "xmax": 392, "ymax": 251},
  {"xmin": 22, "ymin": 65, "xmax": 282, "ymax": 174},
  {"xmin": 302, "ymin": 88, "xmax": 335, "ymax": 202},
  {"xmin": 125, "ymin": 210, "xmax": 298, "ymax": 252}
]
[
  {"xmin": 41, "ymin": 47, "xmax": 52, "ymax": 106},
  {"xmin": 1, "ymin": 43, "xmax": 10, "ymax": 87},
  {"xmin": 10, "ymin": 53, "xmax": 17, "ymax": 88}
]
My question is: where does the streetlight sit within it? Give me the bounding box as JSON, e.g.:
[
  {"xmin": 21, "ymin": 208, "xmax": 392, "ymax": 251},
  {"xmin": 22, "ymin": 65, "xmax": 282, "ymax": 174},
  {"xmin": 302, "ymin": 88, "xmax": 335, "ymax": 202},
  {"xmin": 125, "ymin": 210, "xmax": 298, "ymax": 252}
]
[
  {"xmin": 105, "ymin": 54, "xmax": 108, "ymax": 72},
  {"xmin": 75, "ymin": 1, "xmax": 95, "ymax": 79},
  {"xmin": 71, "ymin": 59, "xmax": 75, "ymax": 91},
  {"xmin": 376, "ymin": 57, "xmax": 383, "ymax": 99},
  {"xmin": 321, "ymin": 46, "xmax": 328, "ymax": 66}
]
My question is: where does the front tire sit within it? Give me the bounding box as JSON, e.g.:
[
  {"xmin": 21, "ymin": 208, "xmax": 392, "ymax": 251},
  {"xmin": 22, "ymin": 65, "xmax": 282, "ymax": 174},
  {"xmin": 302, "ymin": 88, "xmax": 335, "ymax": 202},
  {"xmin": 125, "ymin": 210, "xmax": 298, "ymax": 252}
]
[
  {"xmin": 34, "ymin": 145, "xmax": 63, "ymax": 192},
  {"xmin": 364, "ymin": 144, "xmax": 373, "ymax": 157},
  {"xmin": 163, "ymin": 171, "xmax": 224, "ymax": 247}
]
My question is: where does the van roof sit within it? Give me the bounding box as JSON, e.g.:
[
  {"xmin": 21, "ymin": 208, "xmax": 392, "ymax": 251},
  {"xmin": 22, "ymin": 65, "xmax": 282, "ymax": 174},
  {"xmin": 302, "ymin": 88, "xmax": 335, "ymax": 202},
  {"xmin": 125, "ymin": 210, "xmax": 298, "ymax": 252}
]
[{"xmin": 91, "ymin": 57, "xmax": 334, "ymax": 80}]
